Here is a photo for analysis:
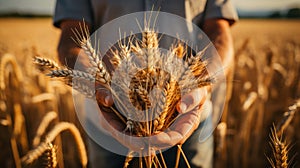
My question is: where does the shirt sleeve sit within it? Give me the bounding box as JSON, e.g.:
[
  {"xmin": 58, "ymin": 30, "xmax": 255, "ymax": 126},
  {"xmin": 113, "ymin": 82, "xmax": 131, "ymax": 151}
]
[
  {"xmin": 53, "ymin": 0, "xmax": 93, "ymax": 28},
  {"xmin": 205, "ymin": 0, "xmax": 238, "ymax": 25}
]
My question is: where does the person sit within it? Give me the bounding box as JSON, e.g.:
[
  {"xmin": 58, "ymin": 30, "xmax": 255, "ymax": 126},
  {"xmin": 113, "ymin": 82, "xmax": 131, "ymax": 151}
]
[{"xmin": 54, "ymin": 0, "xmax": 238, "ymax": 167}]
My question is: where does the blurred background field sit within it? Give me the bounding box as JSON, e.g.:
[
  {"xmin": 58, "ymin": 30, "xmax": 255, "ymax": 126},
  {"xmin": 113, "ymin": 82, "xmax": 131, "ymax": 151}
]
[{"xmin": 0, "ymin": 17, "xmax": 299, "ymax": 168}]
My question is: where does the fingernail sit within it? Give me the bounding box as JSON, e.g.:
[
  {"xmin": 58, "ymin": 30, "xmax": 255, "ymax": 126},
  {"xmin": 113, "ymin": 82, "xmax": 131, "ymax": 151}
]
[
  {"xmin": 179, "ymin": 103, "xmax": 187, "ymax": 113},
  {"xmin": 105, "ymin": 96, "xmax": 111, "ymax": 106}
]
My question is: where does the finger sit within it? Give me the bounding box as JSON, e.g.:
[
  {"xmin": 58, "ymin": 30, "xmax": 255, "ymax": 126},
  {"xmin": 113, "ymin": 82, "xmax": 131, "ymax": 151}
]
[
  {"xmin": 113, "ymin": 131, "xmax": 145, "ymax": 151},
  {"xmin": 98, "ymin": 106, "xmax": 145, "ymax": 151},
  {"xmin": 96, "ymin": 88, "xmax": 113, "ymax": 107},
  {"xmin": 150, "ymin": 108, "xmax": 202, "ymax": 148},
  {"xmin": 176, "ymin": 87, "xmax": 207, "ymax": 113},
  {"xmin": 100, "ymin": 111, "xmax": 125, "ymax": 131}
]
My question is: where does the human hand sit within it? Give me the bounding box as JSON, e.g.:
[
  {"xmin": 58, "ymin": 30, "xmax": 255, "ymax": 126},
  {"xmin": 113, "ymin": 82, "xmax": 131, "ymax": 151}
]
[
  {"xmin": 95, "ymin": 84, "xmax": 114, "ymax": 107},
  {"xmin": 96, "ymin": 87, "xmax": 208, "ymax": 152},
  {"xmin": 97, "ymin": 103, "xmax": 146, "ymax": 152},
  {"xmin": 149, "ymin": 87, "xmax": 208, "ymax": 149}
]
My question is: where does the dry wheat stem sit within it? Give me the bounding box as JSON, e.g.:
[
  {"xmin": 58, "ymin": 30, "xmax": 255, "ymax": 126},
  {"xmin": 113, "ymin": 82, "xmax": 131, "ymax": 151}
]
[
  {"xmin": 123, "ymin": 150, "xmax": 135, "ymax": 168},
  {"xmin": 276, "ymin": 99, "xmax": 300, "ymax": 135},
  {"xmin": 174, "ymin": 147, "xmax": 181, "ymax": 168},
  {"xmin": 158, "ymin": 150, "xmax": 167, "ymax": 168},
  {"xmin": 33, "ymin": 111, "xmax": 58, "ymax": 147},
  {"xmin": 0, "ymin": 53, "xmax": 24, "ymax": 168},
  {"xmin": 177, "ymin": 145, "xmax": 191, "ymax": 168}
]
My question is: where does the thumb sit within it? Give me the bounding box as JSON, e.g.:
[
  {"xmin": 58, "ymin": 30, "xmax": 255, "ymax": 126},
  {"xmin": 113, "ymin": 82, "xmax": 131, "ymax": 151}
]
[
  {"xmin": 96, "ymin": 88, "xmax": 113, "ymax": 107},
  {"xmin": 176, "ymin": 88, "xmax": 207, "ymax": 113}
]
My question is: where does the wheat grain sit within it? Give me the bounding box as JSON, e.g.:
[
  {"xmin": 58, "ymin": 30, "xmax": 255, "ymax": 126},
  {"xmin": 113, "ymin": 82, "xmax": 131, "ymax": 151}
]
[{"xmin": 43, "ymin": 142, "xmax": 58, "ymax": 168}]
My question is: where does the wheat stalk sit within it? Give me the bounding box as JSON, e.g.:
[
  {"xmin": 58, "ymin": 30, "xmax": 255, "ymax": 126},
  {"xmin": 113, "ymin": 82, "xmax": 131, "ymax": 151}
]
[
  {"xmin": 0, "ymin": 53, "xmax": 25, "ymax": 168},
  {"xmin": 123, "ymin": 150, "xmax": 135, "ymax": 168},
  {"xmin": 32, "ymin": 111, "xmax": 58, "ymax": 147},
  {"xmin": 276, "ymin": 99, "xmax": 300, "ymax": 136}
]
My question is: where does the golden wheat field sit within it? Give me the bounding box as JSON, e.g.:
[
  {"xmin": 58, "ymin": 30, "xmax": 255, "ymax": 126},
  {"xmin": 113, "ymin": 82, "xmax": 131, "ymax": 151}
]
[{"xmin": 0, "ymin": 18, "xmax": 299, "ymax": 168}]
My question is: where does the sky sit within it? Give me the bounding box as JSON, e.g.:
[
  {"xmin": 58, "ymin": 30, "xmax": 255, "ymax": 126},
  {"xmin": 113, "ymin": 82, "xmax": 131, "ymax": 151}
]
[
  {"xmin": 232, "ymin": 0, "xmax": 300, "ymax": 11},
  {"xmin": 0, "ymin": 0, "xmax": 299, "ymax": 15}
]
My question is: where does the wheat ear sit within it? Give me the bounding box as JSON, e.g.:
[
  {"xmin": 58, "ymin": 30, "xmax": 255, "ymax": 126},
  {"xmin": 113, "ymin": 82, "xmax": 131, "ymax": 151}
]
[
  {"xmin": 22, "ymin": 122, "xmax": 87, "ymax": 167},
  {"xmin": 21, "ymin": 141, "xmax": 49, "ymax": 165},
  {"xmin": 65, "ymin": 78, "xmax": 96, "ymax": 98},
  {"xmin": 33, "ymin": 56, "xmax": 60, "ymax": 70},
  {"xmin": 155, "ymin": 79, "xmax": 180, "ymax": 131},
  {"xmin": 71, "ymin": 22, "xmax": 111, "ymax": 84},
  {"xmin": 268, "ymin": 126, "xmax": 289, "ymax": 168},
  {"xmin": 43, "ymin": 142, "xmax": 58, "ymax": 168}
]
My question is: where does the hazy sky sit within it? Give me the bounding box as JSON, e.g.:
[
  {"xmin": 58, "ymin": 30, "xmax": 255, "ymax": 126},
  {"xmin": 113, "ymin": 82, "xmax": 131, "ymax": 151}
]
[
  {"xmin": 232, "ymin": 0, "xmax": 300, "ymax": 11},
  {"xmin": 0, "ymin": 0, "xmax": 299, "ymax": 14}
]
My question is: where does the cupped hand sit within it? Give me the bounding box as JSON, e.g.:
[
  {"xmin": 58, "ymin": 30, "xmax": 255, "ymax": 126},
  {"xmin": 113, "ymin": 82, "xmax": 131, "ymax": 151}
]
[
  {"xmin": 95, "ymin": 83, "xmax": 114, "ymax": 107},
  {"xmin": 96, "ymin": 87, "xmax": 208, "ymax": 152},
  {"xmin": 149, "ymin": 87, "xmax": 208, "ymax": 149},
  {"xmin": 97, "ymin": 103, "xmax": 146, "ymax": 151}
]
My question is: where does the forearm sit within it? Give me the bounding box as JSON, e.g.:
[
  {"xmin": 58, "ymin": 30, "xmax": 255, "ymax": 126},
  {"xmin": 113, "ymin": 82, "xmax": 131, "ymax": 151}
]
[{"xmin": 203, "ymin": 19, "xmax": 234, "ymax": 77}]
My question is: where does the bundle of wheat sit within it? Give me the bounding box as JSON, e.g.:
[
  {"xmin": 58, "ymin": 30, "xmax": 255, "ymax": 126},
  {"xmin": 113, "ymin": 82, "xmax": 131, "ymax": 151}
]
[{"xmin": 34, "ymin": 21, "xmax": 213, "ymax": 167}]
